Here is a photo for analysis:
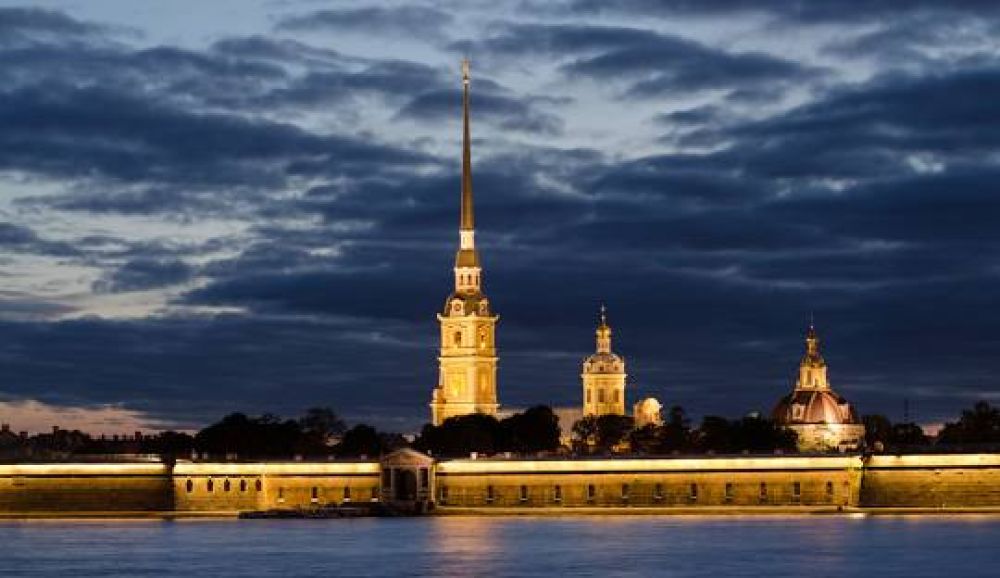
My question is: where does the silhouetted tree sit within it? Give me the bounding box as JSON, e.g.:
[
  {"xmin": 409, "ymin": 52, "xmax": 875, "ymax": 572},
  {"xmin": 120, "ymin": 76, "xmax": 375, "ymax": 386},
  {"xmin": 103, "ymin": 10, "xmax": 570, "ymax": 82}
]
[
  {"xmin": 693, "ymin": 415, "xmax": 796, "ymax": 453},
  {"xmin": 573, "ymin": 415, "xmax": 633, "ymax": 454},
  {"xmin": 502, "ymin": 406, "xmax": 561, "ymax": 454},
  {"xmin": 628, "ymin": 424, "xmax": 661, "ymax": 454},
  {"xmin": 863, "ymin": 414, "xmax": 893, "ymax": 447},
  {"xmin": 891, "ymin": 422, "xmax": 929, "ymax": 446},
  {"xmin": 300, "ymin": 407, "xmax": 347, "ymax": 444},
  {"xmin": 657, "ymin": 405, "xmax": 693, "ymax": 453},
  {"xmin": 415, "ymin": 413, "xmax": 506, "ymax": 457},
  {"xmin": 195, "ymin": 413, "xmax": 307, "ymax": 458},
  {"xmin": 938, "ymin": 401, "xmax": 1000, "ymax": 445},
  {"xmin": 335, "ymin": 424, "xmax": 382, "ymax": 457}
]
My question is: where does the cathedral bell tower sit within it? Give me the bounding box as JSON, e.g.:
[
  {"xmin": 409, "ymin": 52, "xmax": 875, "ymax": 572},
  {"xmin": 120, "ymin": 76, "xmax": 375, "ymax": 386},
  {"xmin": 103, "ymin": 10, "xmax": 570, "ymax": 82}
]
[
  {"xmin": 582, "ymin": 306, "xmax": 627, "ymax": 417},
  {"xmin": 429, "ymin": 60, "xmax": 499, "ymax": 426}
]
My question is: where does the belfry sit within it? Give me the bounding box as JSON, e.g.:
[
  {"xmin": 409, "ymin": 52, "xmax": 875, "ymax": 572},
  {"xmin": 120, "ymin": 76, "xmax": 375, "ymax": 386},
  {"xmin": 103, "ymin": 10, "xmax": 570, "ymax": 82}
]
[
  {"xmin": 582, "ymin": 306, "xmax": 627, "ymax": 417},
  {"xmin": 429, "ymin": 60, "xmax": 499, "ymax": 426}
]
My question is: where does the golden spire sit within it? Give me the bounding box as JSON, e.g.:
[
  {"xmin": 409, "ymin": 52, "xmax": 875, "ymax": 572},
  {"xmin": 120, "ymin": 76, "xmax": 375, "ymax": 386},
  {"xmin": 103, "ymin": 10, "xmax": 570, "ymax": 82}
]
[
  {"xmin": 803, "ymin": 319, "xmax": 823, "ymax": 366},
  {"xmin": 596, "ymin": 304, "xmax": 611, "ymax": 354},
  {"xmin": 460, "ymin": 58, "xmax": 474, "ymax": 232}
]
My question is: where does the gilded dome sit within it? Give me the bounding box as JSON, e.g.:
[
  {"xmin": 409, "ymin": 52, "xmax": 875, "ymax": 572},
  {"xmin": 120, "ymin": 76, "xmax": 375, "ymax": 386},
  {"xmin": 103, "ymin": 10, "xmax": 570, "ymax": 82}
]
[{"xmin": 772, "ymin": 389, "xmax": 860, "ymax": 425}]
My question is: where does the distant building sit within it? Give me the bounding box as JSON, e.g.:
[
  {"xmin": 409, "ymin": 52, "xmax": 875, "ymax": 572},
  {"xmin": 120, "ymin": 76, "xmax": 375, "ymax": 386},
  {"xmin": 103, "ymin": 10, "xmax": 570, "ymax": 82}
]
[
  {"xmin": 429, "ymin": 61, "xmax": 499, "ymax": 426},
  {"xmin": 582, "ymin": 306, "xmax": 627, "ymax": 417},
  {"xmin": 772, "ymin": 323, "xmax": 865, "ymax": 452},
  {"xmin": 633, "ymin": 398, "xmax": 663, "ymax": 428}
]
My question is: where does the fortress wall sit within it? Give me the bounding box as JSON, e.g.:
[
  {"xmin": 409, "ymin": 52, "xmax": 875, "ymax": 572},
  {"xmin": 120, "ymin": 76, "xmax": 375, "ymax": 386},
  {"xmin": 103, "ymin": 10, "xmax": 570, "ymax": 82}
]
[
  {"xmin": 0, "ymin": 463, "xmax": 172, "ymax": 513},
  {"xmin": 172, "ymin": 461, "xmax": 381, "ymax": 512},
  {"xmin": 435, "ymin": 456, "xmax": 863, "ymax": 508},
  {"xmin": 861, "ymin": 454, "xmax": 1000, "ymax": 508}
]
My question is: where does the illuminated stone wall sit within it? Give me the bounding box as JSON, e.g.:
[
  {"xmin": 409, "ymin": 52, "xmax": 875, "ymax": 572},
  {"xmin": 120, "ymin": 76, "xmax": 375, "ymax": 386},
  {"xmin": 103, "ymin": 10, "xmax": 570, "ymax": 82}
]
[
  {"xmin": 435, "ymin": 456, "xmax": 863, "ymax": 508},
  {"xmin": 0, "ymin": 463, "xmax": 173, "ymax": 513},
  {"xmin": 172, "ymin": 462, "xmax": 381, "ymax": 512},
  {"xmin": 5, "ymin": 454, "xmax": 1000, "ymax": 514},
  {"xmin": 861, "ymin": 454, "xmax": 1000, "ymax": 508}
]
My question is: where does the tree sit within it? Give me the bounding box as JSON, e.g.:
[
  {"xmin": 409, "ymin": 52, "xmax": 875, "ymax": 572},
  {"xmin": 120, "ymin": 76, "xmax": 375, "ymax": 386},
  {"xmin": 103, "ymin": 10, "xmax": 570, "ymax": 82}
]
[
  {"xmin": 598, "ymin": 414, "xmax": 635, "ymax": 452},
  {"xmin": 938, "ymin": 401, "xmax": 1000, "ymax": 446},
  {"xmin": 628, "ymin": 424, "xmax": 661, "ymax": 454},
  {"xmin": 502, "ymin": 406, "xmax": 561, "ymax": 454},
  {"xmin": 572, "ymin": 416, "xmax": 600, "ymax": 452},
  {"xmin": 657, "ymin": 405, "xmax": 693, "ymax": 453},
  {"xmin": 414, "ymin": 413, "xmax": 506, "ymax": 457},
  {"xmin": 300, "ymin": 407, "xmax": 347, "ymax": 444},
  {"xmin": 335, "ymin": 424, "xmax": 382, "ymax": 457},
  {"xmin": 863, "ymin": 414, "xmax": 893, "ymax": 447}
]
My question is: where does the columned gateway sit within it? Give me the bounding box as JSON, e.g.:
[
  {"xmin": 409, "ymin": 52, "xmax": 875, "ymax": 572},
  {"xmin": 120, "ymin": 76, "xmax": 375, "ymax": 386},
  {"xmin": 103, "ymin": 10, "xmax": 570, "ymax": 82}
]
[
  {"xmin": 379, "ymin": 449, "xmax": 435, "ymax": 513},
  {"xmin": 429, "ymin": 60, "xmax": 499, "ymax": 426}
]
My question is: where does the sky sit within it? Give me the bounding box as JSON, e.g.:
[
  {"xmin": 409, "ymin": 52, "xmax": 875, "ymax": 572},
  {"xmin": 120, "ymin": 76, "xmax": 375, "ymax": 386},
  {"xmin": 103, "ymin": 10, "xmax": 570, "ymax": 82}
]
[{"xmin": 0, "ymin": 0, "xmax": 999, "ymax": 434}]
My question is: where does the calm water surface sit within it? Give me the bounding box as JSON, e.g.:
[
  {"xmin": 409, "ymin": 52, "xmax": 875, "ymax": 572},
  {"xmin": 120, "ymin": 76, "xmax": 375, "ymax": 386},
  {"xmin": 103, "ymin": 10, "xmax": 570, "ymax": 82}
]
[{"xmin": 1, "ymin": 515, "xmax": 998, "ymax": 577}]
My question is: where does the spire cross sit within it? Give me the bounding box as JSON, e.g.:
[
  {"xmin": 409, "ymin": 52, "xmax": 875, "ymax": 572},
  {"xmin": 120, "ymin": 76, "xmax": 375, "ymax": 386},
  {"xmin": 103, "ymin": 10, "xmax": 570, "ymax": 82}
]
[{"xmin": 600, "ymin": 303, "xmax": 607, "ymax": 326}]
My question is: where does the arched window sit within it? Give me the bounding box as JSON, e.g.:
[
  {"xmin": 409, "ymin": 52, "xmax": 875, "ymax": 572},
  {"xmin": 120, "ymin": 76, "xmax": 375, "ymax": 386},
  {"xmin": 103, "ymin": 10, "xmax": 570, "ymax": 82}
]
[
  {"xmin": 453, "ymin": 331, "xmax": 462, "ymax": 346},
  {"xmin": 185, "ymin": 479, "xmax": 193, "ymax": 493},
  {"xmin": 207, "ymin": 479, "xmax": 214, "ymax": 492},
  {"xmin": 224, "ymin": 479, "xmax": 231, "ymax": 492},
  {"xmin": 255, "ymin": 479, "xmax": 263, "ymax": 492},
  {"xmin": 240, "ymin": 479, "xmax": 248, "ymax": 492}
]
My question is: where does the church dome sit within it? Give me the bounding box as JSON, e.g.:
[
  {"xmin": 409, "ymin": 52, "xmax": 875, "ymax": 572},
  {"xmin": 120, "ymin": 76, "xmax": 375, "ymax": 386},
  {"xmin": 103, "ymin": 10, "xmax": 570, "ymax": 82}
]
[
  {"xmin": 772, "ymin": 389, "xmax": 859, "ymax": 425},
  {"xmin": 583, "ymin": 351, "xmax": 624, "ymax": 374}
]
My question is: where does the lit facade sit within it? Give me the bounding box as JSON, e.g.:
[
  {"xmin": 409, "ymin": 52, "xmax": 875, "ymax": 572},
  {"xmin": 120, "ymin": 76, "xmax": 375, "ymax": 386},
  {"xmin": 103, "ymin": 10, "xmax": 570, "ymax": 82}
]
[
  {"xmin": 773, "ymin": 324, "xmax": 865, "ymax": 452},
  {"xmin": 582, "ymin": 307, "xmax": 627, "ymax": 417},
  {"xmin": 429, "ymin": 61, "xmax": 499, "ymax": 426}
]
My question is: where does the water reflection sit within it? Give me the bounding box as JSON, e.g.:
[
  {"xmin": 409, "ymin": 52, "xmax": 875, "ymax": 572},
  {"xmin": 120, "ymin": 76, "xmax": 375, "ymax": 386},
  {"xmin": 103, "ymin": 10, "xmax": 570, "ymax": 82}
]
[{"xmin": 2, "ymin": 515, "xmax": 1000, "ymax": 577}]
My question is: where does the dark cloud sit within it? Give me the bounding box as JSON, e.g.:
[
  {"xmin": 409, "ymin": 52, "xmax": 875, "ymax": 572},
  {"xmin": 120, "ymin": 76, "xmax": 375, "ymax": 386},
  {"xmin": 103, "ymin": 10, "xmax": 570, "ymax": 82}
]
[
  {"xmin": 453, "ymin": 23, "xmax": 822, "ymax": 97},
  {"xmin": 0, "ymin": 223, "xmax": 79, "ymax": 257},
  {"xmin": 0, "ymin": 7, "xmax": 107, "ymax": 48},
  {"xmin": 276, "ymin": 5, "xmax": 453, "ymax": 40},
  {"xmin": 563, "ymin": 0, "xmax": 1000, "ymax": 23},
  {"xmin": 92, "ymin": 258, "xmax": 194, "ymax": 294},
  {"xmin": 397, "ymin": 88, "xmax": 564, "ymax": 134}
]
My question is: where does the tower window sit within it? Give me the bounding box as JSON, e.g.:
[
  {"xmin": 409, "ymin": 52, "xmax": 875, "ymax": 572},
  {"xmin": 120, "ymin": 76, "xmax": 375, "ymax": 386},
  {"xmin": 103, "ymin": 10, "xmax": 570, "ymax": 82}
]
[
  {"xmin": 206, "ymin": 479, "xmax": 214, "ymax": 492},
  {"xmin": 613, "ymin": 390, "xmax": 620, "ymax": 403},
  {"xmin": 255, "ymin": 479, "xmax": 262, "ymax": 492},
  {"xmin": 453, "ymin": 331, "xmax": 462, "ymax": 345},
  {"xmin": 240, "ymin": 479, "xmax": 247, "ymax": 493},
  {"xmin": 224, "ymin": 479, "xmax": 231, "ymax": 492},
  {"xmin": 598, "ymin": 390, "xmax": 606, "ymax": 403},
  {"xmin": 586, "ymin": 389, "xmax": 592, "ymax": 403},
  {"xmin": 185, "ymin": 479, "xmax": 193, "ymax": 493}
]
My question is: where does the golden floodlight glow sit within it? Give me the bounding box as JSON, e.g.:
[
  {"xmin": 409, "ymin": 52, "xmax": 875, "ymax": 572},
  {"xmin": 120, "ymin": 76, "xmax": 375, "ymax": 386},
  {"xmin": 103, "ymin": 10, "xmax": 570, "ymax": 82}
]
[
  {"xmin": 437, "ymin": 455, "xmax": 863, "ymax": 475},
  {"xmin": 172, "ymin": 461, "xmax": 380, "ymax": 476}
]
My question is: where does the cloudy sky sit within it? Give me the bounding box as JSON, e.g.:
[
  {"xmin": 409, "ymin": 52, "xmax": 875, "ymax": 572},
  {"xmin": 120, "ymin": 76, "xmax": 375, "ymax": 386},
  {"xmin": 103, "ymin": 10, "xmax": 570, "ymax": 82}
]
[{"xmin": 0, "ymin": 0, "xmax": 998, "ymax": 433}]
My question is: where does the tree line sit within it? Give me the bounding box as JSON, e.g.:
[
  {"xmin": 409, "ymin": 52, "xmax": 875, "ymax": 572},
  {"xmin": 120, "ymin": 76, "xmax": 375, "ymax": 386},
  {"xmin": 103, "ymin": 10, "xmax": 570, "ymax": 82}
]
[{"xmin": 10, "ymin": 400, "xmax": 1000, "ymax": 460}]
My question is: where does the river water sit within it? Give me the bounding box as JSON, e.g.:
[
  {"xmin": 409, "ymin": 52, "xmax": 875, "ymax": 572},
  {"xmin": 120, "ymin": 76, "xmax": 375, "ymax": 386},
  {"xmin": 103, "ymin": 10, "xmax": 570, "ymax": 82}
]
[{"xmin": 1, "ymin": 515, "xmax": 997, "ymax": 577}]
